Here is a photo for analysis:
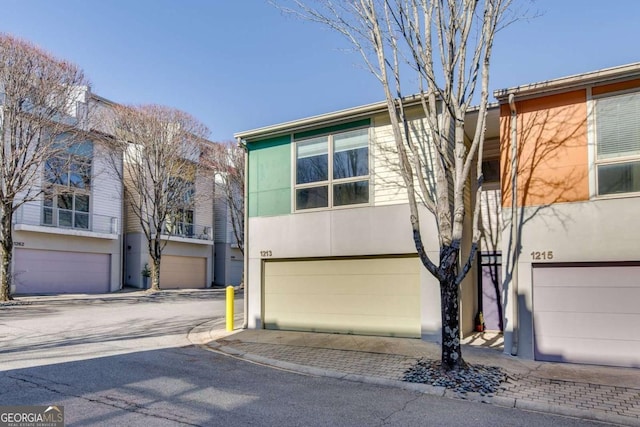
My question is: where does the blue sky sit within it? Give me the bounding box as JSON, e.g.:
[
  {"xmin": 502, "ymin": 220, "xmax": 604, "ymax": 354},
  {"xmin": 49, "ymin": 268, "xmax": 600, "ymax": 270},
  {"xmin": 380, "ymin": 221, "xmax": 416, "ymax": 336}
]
[{"xmin": 1, "ymin": 0, "xmax": 639, "ymax": 142}]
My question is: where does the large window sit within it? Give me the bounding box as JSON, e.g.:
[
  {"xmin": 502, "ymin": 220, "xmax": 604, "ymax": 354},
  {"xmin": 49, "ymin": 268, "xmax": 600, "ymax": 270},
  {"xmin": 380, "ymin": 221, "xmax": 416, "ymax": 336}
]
[
  {"xmin": 43, "ymin": 141, "xmax": 92, "ymax": 229},
  {"xmin": 166, "ymin": 177, "xmax": 195, "ymax": 237},
  {"xmin": 295, "ymin": 128, "xmax": 369, "ymax": 210},
  {"xmin": 595, "ymin": 91, "xmax": 640, "ymax": 196}
]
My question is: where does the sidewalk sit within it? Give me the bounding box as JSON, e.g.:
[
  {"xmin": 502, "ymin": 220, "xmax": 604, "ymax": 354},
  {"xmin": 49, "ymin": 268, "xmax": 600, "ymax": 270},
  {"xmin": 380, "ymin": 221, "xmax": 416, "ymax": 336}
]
[{"xmin": 195, "ymin": 326, "xmax": 640, "ymax": 426}]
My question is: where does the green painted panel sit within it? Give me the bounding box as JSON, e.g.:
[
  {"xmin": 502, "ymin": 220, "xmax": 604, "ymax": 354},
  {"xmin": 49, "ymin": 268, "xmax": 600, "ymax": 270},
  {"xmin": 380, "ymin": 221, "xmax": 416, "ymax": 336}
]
[
  {"xmin": 248, "ymin": 192, "xmax": 258, "ymax": 217},
  {"xmin": 293, "ymin": 119, "xmax": 371, "ymax": 140},
  {"xmin": 247, "ymin": 135, "xmax": 291, "ymax": 217},
  {"xmin": 247, "ymin": 134, "xmax": 291, "ymax": 151},
  {"xmin": 256, "ymin": 189, "xmax": 291, "ymax": 217},
  {"xmin": 248, "ymin": 150, "xmax": 260, "ymax": 194}
]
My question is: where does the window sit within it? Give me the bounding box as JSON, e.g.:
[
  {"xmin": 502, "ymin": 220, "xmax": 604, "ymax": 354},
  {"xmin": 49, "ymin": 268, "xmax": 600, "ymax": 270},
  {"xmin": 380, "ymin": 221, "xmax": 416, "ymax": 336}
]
[
  {"xmin": 481, "ymin": 159, "xmax": 501, "ymax": 190},
  {"xmin": 295, "ymin": 128, "xmax": 369, "ymax": 210},
  {"xmin": 595, "ymin": 91, "xmax": 640, "ymax": 196},
  {"xmin": 166, "ymin": 177, "xmax": 195, "ymax": 237},
  {"xmin": 43, "ymin": 141, "xmax": 92, "ymax": 229}
]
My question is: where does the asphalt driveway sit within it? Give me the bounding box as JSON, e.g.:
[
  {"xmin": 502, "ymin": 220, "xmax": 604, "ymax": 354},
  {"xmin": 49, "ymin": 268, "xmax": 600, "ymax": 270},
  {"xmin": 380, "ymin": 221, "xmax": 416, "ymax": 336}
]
[{"xmin": 0, "ymin": 288, "xmax": 236, "ymax": 371}]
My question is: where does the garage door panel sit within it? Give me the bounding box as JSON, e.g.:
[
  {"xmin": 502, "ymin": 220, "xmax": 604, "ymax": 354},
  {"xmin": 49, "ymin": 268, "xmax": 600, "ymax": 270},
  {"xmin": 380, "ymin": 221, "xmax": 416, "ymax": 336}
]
[
  {"xmin": 535, "ymin": 312, "xmax": 640, "ymax": 341},
  {"xmin": 265, "ymin": 274, "xmax": 420, "ymax": 296},
  {"xmin": 533, "ymin": 264, "xmax": 640, "ymax": 367},
  {"xmin": 264, "ymin": 257, "xmax": 421, "ymax": 338},
  {"xmin": 160, "ymin": 256, "xmax": 206, "ymax": 289},
  {"xmin": 534, "ymin": 287, "xmax": 640, "ymax": 313},
  {"xmin": 535, "ymin": 336, "xmax": 640, "ymax": 367},
  {"xmin": 266, "ymin": 257, "xmax": 419, "ymax": 277},
  {"xmin": 265, "ymin": 293, "xmax": 419, "ymax": 317},
  {"xmin": 266, "ymin": 312, "xmax": 419, "ymax": 337},
  {"xmin": 14, "ymin": 249, "xmax": 110, "ymax": 294},
  {"xmin": 534, "ymin": 266, "xmax": 640, "ymax": 287}
]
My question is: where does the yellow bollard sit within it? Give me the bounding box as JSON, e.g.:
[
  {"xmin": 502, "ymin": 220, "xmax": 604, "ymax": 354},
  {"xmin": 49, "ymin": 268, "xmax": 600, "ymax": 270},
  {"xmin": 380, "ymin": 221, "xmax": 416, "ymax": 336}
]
[{"xmin": 226, "ymin": 286, "xmax": 234, "ymax": 331}]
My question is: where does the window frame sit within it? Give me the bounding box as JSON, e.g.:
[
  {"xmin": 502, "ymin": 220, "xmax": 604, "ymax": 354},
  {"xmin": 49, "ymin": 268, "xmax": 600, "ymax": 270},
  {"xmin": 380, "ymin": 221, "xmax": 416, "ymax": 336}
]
[
  {"xmin": 293, "ymin": 126, "xmax": 371, "ymax": 212},
  {"xmin": 42, "ymin": 191, "xmax": 91, "ymax": 230},
  {"xmin": 591, "ymin": 88, "xmax": 640, "ymax": 199},
  {"xmin": 165, "ymin": 176, "xmax": 196, "ymax": 237},
  {"xmin": 42, "ymin": 141, "xmax": 93, "ymax": 230}
]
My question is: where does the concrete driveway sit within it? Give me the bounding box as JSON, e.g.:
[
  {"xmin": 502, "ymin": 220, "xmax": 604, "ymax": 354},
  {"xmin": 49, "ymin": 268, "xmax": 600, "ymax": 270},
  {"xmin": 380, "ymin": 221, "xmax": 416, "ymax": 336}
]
[{"xmin": 0, "ymin": 288, "xmax": 238, "ymax": 371}]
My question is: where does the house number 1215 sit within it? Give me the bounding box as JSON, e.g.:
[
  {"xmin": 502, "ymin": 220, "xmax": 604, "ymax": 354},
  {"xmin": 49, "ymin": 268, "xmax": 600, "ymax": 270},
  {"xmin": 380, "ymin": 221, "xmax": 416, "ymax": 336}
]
[{"xmin": 531, "ymin": 251, "xmax": 553, "ymax": 260}]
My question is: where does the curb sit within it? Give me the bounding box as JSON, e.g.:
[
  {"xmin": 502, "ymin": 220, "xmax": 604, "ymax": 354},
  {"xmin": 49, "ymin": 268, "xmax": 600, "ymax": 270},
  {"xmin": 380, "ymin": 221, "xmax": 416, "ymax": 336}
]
[{"xmin": 198, "ymin": 331, "xmax": 640, "ymax": 427}]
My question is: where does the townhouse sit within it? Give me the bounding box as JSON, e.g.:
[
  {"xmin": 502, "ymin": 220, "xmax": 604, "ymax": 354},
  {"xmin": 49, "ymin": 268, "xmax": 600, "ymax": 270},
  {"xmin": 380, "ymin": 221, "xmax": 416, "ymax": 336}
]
[
  {"xmin": 11, "ymin": 89, "xmax": 123, "ymax": 294},
  {"xmin": 496, "ymin": 62, "xmax": 640, "ymax": 368},
  {"xmin": 235, "ymin": 62, "xmax": 640, "ymax": 369},
  {"xmin": 235, "ymin": 99, "xmax": 497, "ymax": 340},
  {"xmin": 9, "ymin": 89, "xmax": 217, "ymax": 294}
]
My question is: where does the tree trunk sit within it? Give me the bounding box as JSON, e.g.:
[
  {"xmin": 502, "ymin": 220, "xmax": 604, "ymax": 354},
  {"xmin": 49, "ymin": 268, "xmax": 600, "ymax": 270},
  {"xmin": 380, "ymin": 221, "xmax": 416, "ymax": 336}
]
[
  {"xmin": 149, "ymin": 235, "xmax": 162, "ymax": 291},
  {"xmin": 0, "ymin": 210, "xmax": 14, "ymax": 301},
  {"xmin": 150, "ymin": 256, "xmax": 161, "ymax": 291},
  {"xmin": 439, "ymin": 244, "xmax": 465, "ymax": 370}
]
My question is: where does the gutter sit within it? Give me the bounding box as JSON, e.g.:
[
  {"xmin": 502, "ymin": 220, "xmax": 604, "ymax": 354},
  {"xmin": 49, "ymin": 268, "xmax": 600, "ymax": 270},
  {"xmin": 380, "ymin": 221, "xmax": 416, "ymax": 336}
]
[
  {"xmin": 495, "ymin": 61, "xmax": 640, "ymax": 101},
  {"xmin": 508, "ymin": 93, "xmax": 519, "ymax": 356}
]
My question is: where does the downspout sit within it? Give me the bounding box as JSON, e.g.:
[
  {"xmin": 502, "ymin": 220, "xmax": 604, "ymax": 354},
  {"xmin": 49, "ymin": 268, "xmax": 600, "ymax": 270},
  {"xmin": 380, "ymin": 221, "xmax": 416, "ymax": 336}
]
[
  {"xmin": 239, "ymin": 138, "xmax": 249, "ymax": 329},
  {"xmin": 508, "ymin": 93, "xmax": 519, "ymax": 356}
]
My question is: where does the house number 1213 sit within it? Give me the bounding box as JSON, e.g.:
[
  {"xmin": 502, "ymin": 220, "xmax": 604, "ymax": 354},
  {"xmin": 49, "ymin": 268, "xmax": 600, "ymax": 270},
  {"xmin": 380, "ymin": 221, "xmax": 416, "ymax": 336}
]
[
  {"xmin": 531, "ymin": 251, "xmax": 553, "ymax": 260},
  {"xmin": 260, "ymin": 250, "xmax": 272, "ymax": 257}
]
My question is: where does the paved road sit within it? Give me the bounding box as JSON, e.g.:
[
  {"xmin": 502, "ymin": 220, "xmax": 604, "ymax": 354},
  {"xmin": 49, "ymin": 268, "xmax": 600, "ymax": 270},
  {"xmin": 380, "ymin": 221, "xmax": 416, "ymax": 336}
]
[
  {"xmin": 0, "ymin": 291, "xmax": 610, "ymax": 426},
  {"xmin": 0, "ymin": 289, "xmax": 233, "ymax": 371}
]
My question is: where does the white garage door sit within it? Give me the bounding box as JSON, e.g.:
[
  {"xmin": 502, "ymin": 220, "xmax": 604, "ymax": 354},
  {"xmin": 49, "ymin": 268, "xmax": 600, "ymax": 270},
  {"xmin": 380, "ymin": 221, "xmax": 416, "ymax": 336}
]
[
  {"xmin": 533, "ymin": 263, "xmax": 640, "ymax": 367},
  {"xmin": 14, "ymin": 249, "xmax": 110, "ymax": 294},
  {"xmin": 264, "ymin": 257, "xmax": 421, "ymax": 338},
  {"xmin": 160, "ymin": 256, "xmax": 206, "ymax": 289}
]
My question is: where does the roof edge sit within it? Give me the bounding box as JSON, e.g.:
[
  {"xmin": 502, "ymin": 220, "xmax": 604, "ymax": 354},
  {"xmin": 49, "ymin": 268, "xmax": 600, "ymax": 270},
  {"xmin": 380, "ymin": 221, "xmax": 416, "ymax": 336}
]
[
  {"xmin": 234, "ymin": 95, "xmax": 431, "ymax": 142},
  {"xmin": 494, "ymin": 62, "xmax": 640, "ymax": 101}
]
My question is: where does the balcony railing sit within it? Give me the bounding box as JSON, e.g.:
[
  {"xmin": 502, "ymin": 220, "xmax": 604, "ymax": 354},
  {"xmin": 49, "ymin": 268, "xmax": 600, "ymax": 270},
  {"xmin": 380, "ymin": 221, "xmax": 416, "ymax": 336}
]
[
  {"xmin": 14, "ymin": 202, "xmax": 119, "ymax": 235},
  {"xmin": 162, "ymin": 221, "xmax": 213, "ymax": 241}
]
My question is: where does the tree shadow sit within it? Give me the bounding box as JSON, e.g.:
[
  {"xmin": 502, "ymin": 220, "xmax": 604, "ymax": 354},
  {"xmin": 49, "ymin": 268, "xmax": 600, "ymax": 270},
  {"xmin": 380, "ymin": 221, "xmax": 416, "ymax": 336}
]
[
  {"xmin": 0, "ymin": 346, "xmax": 433, "ymax": 426},
  {"xmin": 498, "ymin": 93, "xmax": 589, "ymax": 357}
]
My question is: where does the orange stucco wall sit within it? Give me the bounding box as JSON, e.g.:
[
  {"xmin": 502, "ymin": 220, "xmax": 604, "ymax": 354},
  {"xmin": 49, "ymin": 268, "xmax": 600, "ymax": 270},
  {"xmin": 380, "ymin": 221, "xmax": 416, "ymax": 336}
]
[{"xmin": 500, "ymin": 90, "xmax": 589, "ymax": 207}]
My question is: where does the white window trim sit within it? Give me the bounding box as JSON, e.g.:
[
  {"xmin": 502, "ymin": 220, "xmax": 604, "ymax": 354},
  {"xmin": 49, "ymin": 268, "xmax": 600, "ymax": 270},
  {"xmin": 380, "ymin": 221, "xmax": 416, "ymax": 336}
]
[
  {"xmin": 586, "ymin": 86, "xmax": 597, "ymax": 199},
  {"xmin": 292, "ymin": 127, "xmax": 372, "ymax": 213},
  {"xmin": 589, "ymin": 87, "xmax": 640, "ymax": 199}
]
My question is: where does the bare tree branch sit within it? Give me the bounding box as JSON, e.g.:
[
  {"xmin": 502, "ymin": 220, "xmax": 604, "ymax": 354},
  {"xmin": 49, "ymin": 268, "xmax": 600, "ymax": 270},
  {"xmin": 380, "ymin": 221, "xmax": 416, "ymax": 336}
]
[
  {"xmin": 101, "ymin": 104, "xmax": 210, "ymax": 291},
  {"xmin": 0, "ymin": 34, "xmax": 89, "ymax": 301},
  {"xmin": 276, "ymin": 0, "xmax": 521, "ymax": 371}
]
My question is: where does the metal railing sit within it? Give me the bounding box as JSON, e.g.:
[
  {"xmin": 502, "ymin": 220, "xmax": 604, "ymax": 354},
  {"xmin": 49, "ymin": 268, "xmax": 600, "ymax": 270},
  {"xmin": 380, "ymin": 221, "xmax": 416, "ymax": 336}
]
[
  {"xmin": 14, "ymin": 202, "xmax": 119, "ymax": 235},
  {"xmin": 162, "ymin": 221, "xmax": 213, "ymax": 241}
]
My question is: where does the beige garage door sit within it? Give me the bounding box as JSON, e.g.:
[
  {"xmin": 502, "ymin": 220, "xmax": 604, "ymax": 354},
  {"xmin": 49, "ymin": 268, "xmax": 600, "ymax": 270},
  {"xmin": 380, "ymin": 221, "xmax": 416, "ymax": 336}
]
[
  {"xmin": 264, "ymin": 257, "xmax": 421, "ymax": 338},
  {"xmin": 160, "ymin": 256, "xmax": 206, "ymax": 289},
  {"xmin": 533, "ymin": 263, "xmax": 640, "ymax": 368}
]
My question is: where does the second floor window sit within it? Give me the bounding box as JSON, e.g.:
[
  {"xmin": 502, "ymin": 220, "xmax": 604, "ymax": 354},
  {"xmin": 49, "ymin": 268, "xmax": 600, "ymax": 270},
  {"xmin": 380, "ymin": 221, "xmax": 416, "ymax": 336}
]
[
  {"xmin": 295, "ymin": 128, "xmax": 370, "ymax": 210},
  {"xmin": 165, "ymin": 177, "xmax": 195, "ymax": 237},
  {"xmin": 43, "ymin": 141, "xmax": 93, "ymax": 229},
  {"xmin": 595, "ymin": 91, "xmax": 640, "ymax": 196}
]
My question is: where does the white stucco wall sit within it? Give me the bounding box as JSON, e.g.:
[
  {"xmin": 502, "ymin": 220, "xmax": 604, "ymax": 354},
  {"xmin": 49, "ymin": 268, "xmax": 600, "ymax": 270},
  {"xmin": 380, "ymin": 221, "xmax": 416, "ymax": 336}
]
[
  {"xmin": 246, "ymin": 204, "xmax": 447, "ymax": 340},
  {"xmin": 502, "ymin": 195, "xmax": 640, "ymax": 359}
]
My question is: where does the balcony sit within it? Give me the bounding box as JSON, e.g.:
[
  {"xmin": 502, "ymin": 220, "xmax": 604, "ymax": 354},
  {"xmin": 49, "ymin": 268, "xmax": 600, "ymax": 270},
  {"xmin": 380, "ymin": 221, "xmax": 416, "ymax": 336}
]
[
  {"xmin": 13, "ymin": 202, "xmax": 119, "ymax": 239},
  {"xmin": 161, "ymin": 221, "xmax": 213, "ymax": 245}
]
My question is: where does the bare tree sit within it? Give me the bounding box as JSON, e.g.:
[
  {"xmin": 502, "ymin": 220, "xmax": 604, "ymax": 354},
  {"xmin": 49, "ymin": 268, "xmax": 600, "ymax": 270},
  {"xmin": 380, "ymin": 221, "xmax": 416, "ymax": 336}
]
[
  {"xmin": 104, "ymin": 104, "xmax": 210, "ymax": 291},
  {"xmin": 202, "ymin": 141, "xmax": 245, "ymax": 256},
  {"xmin": 280, "ymin": 0, "xmax": 520, "ymax": 370},
  {"xmin": 0, "ymin": 34, "xmax": 89, "ymax": 301}
]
